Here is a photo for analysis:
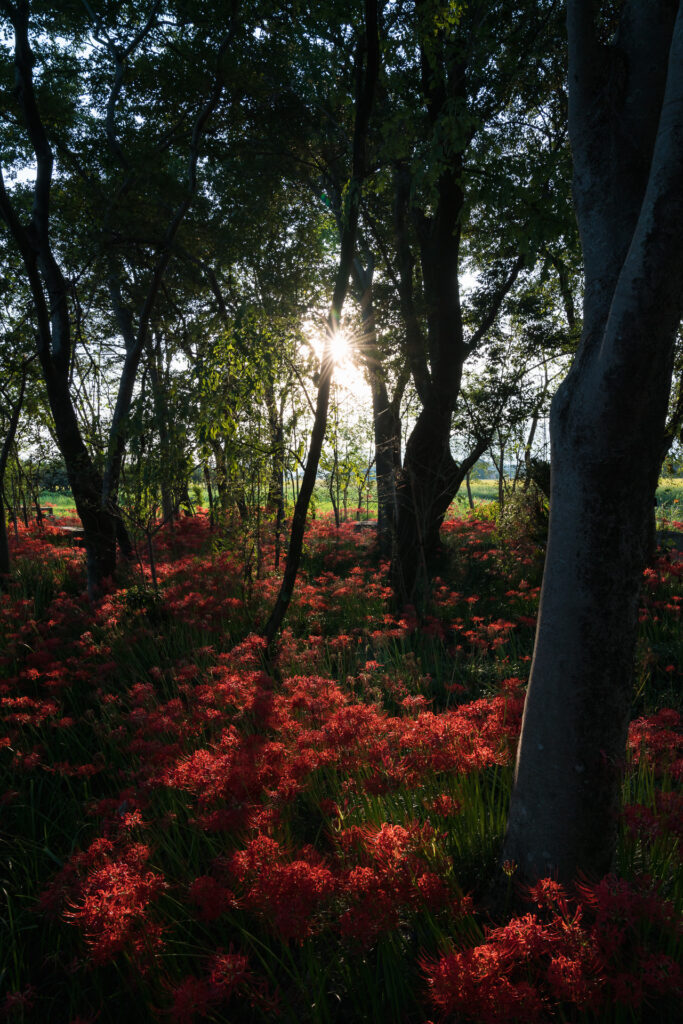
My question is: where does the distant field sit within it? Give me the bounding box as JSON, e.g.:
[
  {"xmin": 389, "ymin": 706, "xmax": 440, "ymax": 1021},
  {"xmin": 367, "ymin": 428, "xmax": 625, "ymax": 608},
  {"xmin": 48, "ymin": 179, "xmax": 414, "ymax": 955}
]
[
  {"xmin": 31, "ymin": 476, "xmax": 683, "ymax": 523},
  {"xmin": 656, "ymin": 476, "xmax": 683, "ymax": 519},
  {"xmin": 31, "ymin": 492, "xmax": 77, "ymax": 516}
]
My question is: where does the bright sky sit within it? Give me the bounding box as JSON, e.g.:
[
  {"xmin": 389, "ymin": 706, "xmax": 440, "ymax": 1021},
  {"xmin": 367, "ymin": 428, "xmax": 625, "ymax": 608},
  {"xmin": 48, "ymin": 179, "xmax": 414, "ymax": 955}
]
[{"xmin": 304, "ymin": 320, "xmax": 371, "ymax": 399}]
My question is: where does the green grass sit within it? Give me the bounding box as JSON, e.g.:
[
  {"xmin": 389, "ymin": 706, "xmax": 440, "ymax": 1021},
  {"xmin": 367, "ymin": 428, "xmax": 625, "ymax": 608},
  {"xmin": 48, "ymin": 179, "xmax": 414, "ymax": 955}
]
[
  {"xmin": 31, "ymin": 475, "xmax": 683, "ymax": 525},
  {"xmin": 2, "ymin": 505, "xmax": 681, "ymax": 1023},
  {"xmin": 36, "ymin": 491, "xmax": 78, "ymax": 516},
  {"xmin": 656, "ymin": 476, "xmax": 683, "ymax": 521}
]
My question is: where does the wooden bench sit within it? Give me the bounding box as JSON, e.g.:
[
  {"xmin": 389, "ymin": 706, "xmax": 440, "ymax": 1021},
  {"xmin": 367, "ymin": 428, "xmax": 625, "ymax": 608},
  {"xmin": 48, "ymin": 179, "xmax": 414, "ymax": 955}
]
[
  {"xmin": 47, "ymin": 523, "xmax": 85, "ymax": 548},
  {"xmin": 656, "ymin": 530, "xmax": 683, "ymax": 561}
]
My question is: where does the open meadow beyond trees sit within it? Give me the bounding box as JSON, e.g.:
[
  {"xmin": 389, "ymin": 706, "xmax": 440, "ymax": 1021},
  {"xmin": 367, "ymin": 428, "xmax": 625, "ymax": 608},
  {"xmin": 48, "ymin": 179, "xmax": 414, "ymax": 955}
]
[{"xmin": 0, "ymin": 508, "xmax": 681, "ymax": 1022}]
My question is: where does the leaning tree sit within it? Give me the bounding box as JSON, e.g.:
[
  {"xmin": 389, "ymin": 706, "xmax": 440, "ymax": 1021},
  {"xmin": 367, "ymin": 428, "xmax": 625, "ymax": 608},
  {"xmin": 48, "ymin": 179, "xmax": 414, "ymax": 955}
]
[{"xmin": 0, "ymin": 0, "xmax": 237, "ymax": 595}]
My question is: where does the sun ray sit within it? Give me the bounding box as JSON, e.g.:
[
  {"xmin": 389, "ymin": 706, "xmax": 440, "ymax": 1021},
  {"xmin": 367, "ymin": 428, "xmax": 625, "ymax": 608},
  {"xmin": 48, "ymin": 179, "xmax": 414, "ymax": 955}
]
[{"xmin": 329, "ymin": 329, "xmax": 351, "ymax": 366}]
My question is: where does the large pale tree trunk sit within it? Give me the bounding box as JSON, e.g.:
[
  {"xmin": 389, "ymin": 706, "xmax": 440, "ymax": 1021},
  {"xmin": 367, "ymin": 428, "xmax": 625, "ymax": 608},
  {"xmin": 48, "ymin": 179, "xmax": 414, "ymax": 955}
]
[{"xmin": 503, "ymin": 0, "xmax": 683, "ymax": 883}]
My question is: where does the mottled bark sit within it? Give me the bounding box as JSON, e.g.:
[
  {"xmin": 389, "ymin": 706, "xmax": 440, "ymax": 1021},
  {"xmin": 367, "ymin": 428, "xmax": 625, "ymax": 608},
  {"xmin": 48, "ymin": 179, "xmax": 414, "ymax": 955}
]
[{"xmin": 503, "ymin": 0, "xmax": 683, "ymax": 883}]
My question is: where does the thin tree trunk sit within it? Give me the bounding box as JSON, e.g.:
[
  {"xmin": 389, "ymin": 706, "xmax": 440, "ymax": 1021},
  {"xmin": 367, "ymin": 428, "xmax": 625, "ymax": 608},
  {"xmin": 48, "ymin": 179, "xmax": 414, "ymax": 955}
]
[
  {"xmin": 350, "ymin": 253, "xmax": 401, "ymax": 556},
  {"xmin": 465, "ymin": 470, "xmax": 474, "ymax": 510},
  {"xmin": 204, "ymin": 463, "xmax": 215, "ymax": 529},
  {"xmin": 209, "ymin": 438, "xmax": 229, "ymax": 512},
  {"xmin": 329, "ymin": 462, "xmax": 340, "ymax": 528},
  {"xmin": 522, "ymin": 412, "xmax": 540, "ymax": 492},
  {"xmin": 100, "ymin": 29, "xmax": 233, "ymax": 517},
  {"xmin": 498, "ymin": 436, "xmax": 505, "ymax": 510},
  {"xmin": 146, "ymin": 333, "xmax": 176, "ymax": 521},
  {"xmin": 372, "ymin": 375, "xmax": 401, "ymax": 557},
  {"xmin": 263, "ymin": 0, "xmax": 379, "ymax": 648},
  {"xmin": 0, "ymin": 368, "xmax": 28, "ymax": 577},
  {"xmin": 0, "ymin": 492, "xmax": 9, "ymax": 580}
]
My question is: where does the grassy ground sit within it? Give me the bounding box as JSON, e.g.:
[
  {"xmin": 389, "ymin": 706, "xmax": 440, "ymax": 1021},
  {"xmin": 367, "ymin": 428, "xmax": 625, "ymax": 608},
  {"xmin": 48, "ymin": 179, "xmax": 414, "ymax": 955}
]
[
  {"xmin": 31, "ymin": 475, "xmax": 683, "ymax": 525},
  {"xmin": 32, "ymin": 492, "xmax": 78, "ymax": 516},
  {"xmin": 1, "ymin": 507, "xmax": 680, "ymax": 1023},
  {"xmin": 308, "ymin": 477, "xmax": 683, "ymax": 520}
]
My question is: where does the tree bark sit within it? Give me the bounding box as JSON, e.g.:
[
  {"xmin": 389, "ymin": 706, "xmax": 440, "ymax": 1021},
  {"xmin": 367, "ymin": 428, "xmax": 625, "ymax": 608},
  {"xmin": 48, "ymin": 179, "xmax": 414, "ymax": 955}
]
[
  {"xmin": 146, "ymin": 332, "xmax": 175, "ymax": 521},
  {"xmin": 0, "ymin": 367, "xmax": 28, "ymax": 578},
  {"xmin": 392, "ymin": 405, "xmax": 490, "ymax": 606},
  {"xmin": 263, "ymin": 0, "xmax": 379, "ymax": 648},
  {"xmin": 351, "ymin": 257, "xmax": 402, "ymax": 558},
  {"xmin": 209, "ymin": 437, "xmax": 230, "ymax": 512},
  {"xmin": 465, "ymin": 470, "xmax": 474, "ymax": 510},
  {"xmin": 503, "ymin": 0, "xmax": 683, "ymax": 883},
  {"xmin": 0, "ymin": 2, "xmax": 118, "ymax": 596},
  {"xmin": 390, "ymin": 146, "xmax": 523, "ymax": 606},
  {"xmin": 265, "ymin": 385, "xmax": 286, "ymax": 563},
  {"xmin": 371, "ymin": 373, "xmax": 401, "ymax": 556}
]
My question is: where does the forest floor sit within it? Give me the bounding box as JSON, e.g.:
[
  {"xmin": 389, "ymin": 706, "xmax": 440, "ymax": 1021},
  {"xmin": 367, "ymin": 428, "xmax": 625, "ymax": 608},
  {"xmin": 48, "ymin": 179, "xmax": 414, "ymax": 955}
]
[{"xmin": 0, "ymin": 508, "xmax": 681, "ymax": 1023}]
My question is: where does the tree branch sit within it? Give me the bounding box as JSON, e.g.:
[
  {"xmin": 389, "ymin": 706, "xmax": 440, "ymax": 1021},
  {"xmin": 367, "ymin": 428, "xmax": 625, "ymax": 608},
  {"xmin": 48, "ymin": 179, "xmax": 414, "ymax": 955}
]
[{"xmin": 467, "ymin": 254, "xmax": 525, "ymax": 352}]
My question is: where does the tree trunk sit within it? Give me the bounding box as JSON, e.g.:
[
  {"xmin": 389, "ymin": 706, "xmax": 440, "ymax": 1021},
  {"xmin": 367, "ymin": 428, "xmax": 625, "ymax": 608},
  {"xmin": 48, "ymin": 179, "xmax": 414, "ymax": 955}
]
[
  {"xmin": 465, "ymin": 470, "xmax": 474, "ymax": 510},
  {"xmin": 522, "ymin": 412, "xmax": 540, "ymax": 492},
  {"xmin": 503, "ymin": 0, "xmax": 683, "ymax": 883},
  {"xmin": 497, "ymin": 436, "xmax": 505, "ymax": 510},
  {"xmin": 146, "ymin": 334, "xmax": 176, "ymax": 522},
  {"xmin": 0, "ymin": 368, "xmax": 28, "ymax": 578},
  {"xmin": 393, "ymin": 404, "xmax": 488, "ymax": 607},
  {"xmin": 371, "ymin": 372, "xmax": 401, "ymax": 558},
  {"xmin": 265, "ymin": 390, "xmax": 286, "ymax": 564},
  {"xmin": 203, "ymin": 462, "xmax": 215, "ymax": 528},
  {"xmin": 263, "ymin": 0, "xmax": 379, "ymax": 648},
  {"xmin": 0, "ymin": 494, "xmax": 9, "ymax": 580},
  {"xmin": 390, "ymin": 134, "xmax": 521, "ymax": 606},
  {"xmin": 209, "ymin": 438, "xmax": 230, "ymax": 512},
  {"xmin": 42, "ymin": 367, "xmax": 117, "ymax": 596},
  {"xmin": 350, "ymin": 253, "xmax": 401, "ymax": 558},
  {"xmin": 0, "ymin": 4, "xmax": 117, "ymax": 597},
  {"xmin": 393, "ymin": 404, "xmax": 458, "ymax": 607}
]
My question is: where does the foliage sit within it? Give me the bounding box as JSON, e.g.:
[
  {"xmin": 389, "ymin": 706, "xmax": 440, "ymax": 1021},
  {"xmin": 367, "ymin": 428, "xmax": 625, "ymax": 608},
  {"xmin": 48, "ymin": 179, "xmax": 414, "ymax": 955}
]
[{"xmin": 0, "ymin": 508, "xmax": 680, "ymax": 1022}]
